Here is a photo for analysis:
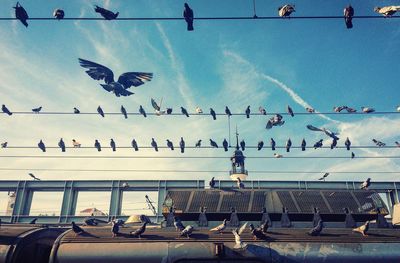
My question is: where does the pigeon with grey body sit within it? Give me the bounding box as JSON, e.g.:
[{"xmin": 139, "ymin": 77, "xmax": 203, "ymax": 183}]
[
  {"xmin": 94, "ymin": 140, "xmax": 101, "ymax": 151},
  {"xmin": 345, "ymin": 137, "xmax": 351, "ymax": 150},
  {"xmin": 313, "ymin": 139, "xmax": 323, "ymax": 149},
  {"xmin": 130, "ymin": 222, "xmax": 147, "ymax": 238},
  {"xmin": 374, "ymin": 6, "xmax": 400, "ymax": 17},
  {"xmin": 110, "ymin": 139, "xmax": 116, "ymax": 151},
  {"xmin": 14, "ymin": 2, "xmax": 29, "ymax": 27},
  {"xmin": 151, "ymin": 138, "xmax": 158, "ymax": 151},
  {"xmin": 167, "ymin": 139, "xmax": 174, "ymax": 151},
  {"xmin": 2, "ymin": 105, "xmax": 12, "ymax": 116},
  {"xmin": 240, "ymin": 140, "xmax": 245, "ymax": 151},
  {"xmin": 58, "ymin": 138, "xmax": 66, "ymax": 152},
  {"xmin": 270, "ymin": 138, "xmax": 276, "ymax": 151},
  {"xmin": 301, "ymin": 138, "xmax": 306, "ymax": 151},
  {"xmin": 195, "ymin": 140, "xmax": 202, "ymax": 148},
  {"xmin": 372, "ymin": 139, "xmax": 386, "ymax": 147},
  {"xmin": 278, "ymin": 4, "xmax": 295, "ymax": 17},
  {"xmin": 73, "ymin": 107, "xmax": 80, "ymax": 114},
  {"xmin": 245, "ymin": 106, "xmax": 250, "ymax": 118},
  {"xmin": 257, "ymin": 141, "xmax": 264, "ymax": 151},
  {"xmin": 131, "ymin": 139, "xmax": 138, "ymax": 151},
  {"xmin": 308, "ymin": 220, "xmax": 323, "ymax": 236},
  {"xmin": 210, "ymin": 139, "xmax": 218, "ymax": 148},
  {"xmin": 344, "ymin": 5, "xmax": 354, "ymax": 28},
  {"xmin": 180, "ymin": 225, "xmax": 194, "ymax": 238},
  {"xmin": 286, "ymin": 138, "xmax": 292, "ymax": 152},
  {"xmin": 181, "ymin": 107, "xmax": 189, "ymax": 117},
  {"xmin": 139, "ymin": 105, "xmax": 147, "ymax": 117},
  {"xmin": 225, "ymin": 106, "xmax": 232, "ymax": 117},
  {"xmin": 222, "ymin": 139, "xmax": 228, "ymax": 152},
  {"xmin": 38, "ymin": 140, "xmax": 46, "ymax": 152},
  {"xmin": 32, "ymin": 106, "xmax": 42, "ymax": 113},
  {"xmin": 287, "ymin": 105, "xmax": 294, "ymax": 117},
  {"xmin": 179, "ymin": 137, "xmax": 185, "ymax": 153},
  {"xmin": 53, "ymin": 8, "xmax": 64, "ymax": 20},
  {"xmin": 210, "ymin": 219, "xmax": 227, "ymax": 234},
  {"xmin": 121, "ymin": 105, "xmax": 127, "ymax": 119},
  {"xmin": 210, "ymin": 108, "xmax": 216, "ymax": 120}
]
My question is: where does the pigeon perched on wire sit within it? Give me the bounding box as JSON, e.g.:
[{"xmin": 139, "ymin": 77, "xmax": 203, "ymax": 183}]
[
  {"xmin": 372, "ymin": 139, "xmax": 386, "ymax": 147},
  {"xmin": 179, "ymin": 137, "xmax": 185, "ymax": 153},
  {"xmin": 29, "ymin": 173, "xmax": 40, "ymax": 181},
  {"xmin": 58, "ymin": 138, "xmax": 66, "ymax": 152},
  {"xmin": 121, "ymin": 105, "xmax": 128, "ymax": 119},
  {"xmin": 110, "ymin": 139, "xmax": 116, "ymax": 151},
  {"xmin": 139, "ymin": 105, "xmax": 147, "ymax": 117},
  {"xmin": 259, "ymin": 106, "xmax": 266, "ymax": 115},
  {"xmin": 209, "ymin": 177, "xmax": 216, "ymax": 189},
  {"xmin": 278, "ymin": 4, "xmax": 295, "ymax": 17},
  {"xmin": 72, "ymin": 221, "xmax": 84, "ymax": 236},
  {"xmin": 397, "ymin": 106, "xmax": 400, "ymax": 112},
  {"xmin": 306, "ymin": 125, "xmax": 339, "ymax": 140},
  {"xmin": 131, "ymin": 139, "xmax": 138, "ymax": 151},
  {"xmin": 195, "ymin": 140, "xmax": 202, "ymax": 148},
  {"xmin": 257, "ymin": 141, "xmax": 264, "ymax": 151},
  {"xmin": 360, "ymin": 178, "xmax": 371, "ymax": 190},
  {"xmin": 232, "ymin": 222, "xmax": 248, "ymax": 249},
  {"xmin": 222, "ymin": 139, "xmax": 228, "ymax": 152},
  {"xmin": 1, "ymin": 142, "xmax": 7, "ymax": 148},
  {"xmin": 53, "ymin": 8, "xmax": 64, "ymax": 20},
  {"xmin": 301, "ymin": 139, "xmax": 306, "ymax": 151},
  {"xmin": 210, "ymin": 108, "xmax": 216, "ymax": 120},
  {"xmin": 287, "ymin": 105, "xmax": 294, "ymax": 117},
  {"xmin": 274, "ymin": 153, "xmax": 283, "ymax": 158},
  {"xmin": 180, "ymin": 225, "xmax": 194, "ymax": 238},
  {"xmin": 181, "ymin": 107, "xmax": 189, "ymax": 117},
  {"xmin": 286, "ymin": 138, "xmax": 292, "ymax": 152},
  {"xmin": 94, "ymin": 5, "xmax": 119, "ymax": 20},
  {"xmin": 344, "ymin": 5, "xmax": 354, "ymax": 28},
  {"xmin": 318, "ymin": 173, "xmax": 329, "ymax": 181},
  {"xmin": 306, "ymin": 107, "xmax": 315, "ymax": 113},
  {"xmin": 353, "ymin": 221, "xmax": 369, "ymax": 236},
  {"xmin": 270, "ymin": 138, "xmax": 276, "ymax": 151},
  {"xmin": 38, "ymin": 140, "xmax": 46, "ymax": 152},
  {"xmin": 32, "ymin": 106, "xmax": 42, "ymax": 113},
  {"xmin": 166, "ymin": 108, "xmax": 173, "ymax": 114},
  {"xmin": 174, "ymin": 217, "xmax": 185, "ymax": 231},
  {"xmin": 151, "ymin": 138, "xmax": 158, "ymax": 152},
  {"xmin": 396, "ymin": 141, "xmax": 400, "ymax": 148},
  {"xmin": 97, "ymin": 106, "xmax": 104, "ymax": 117},
  {"xmin": 183, "ymin": 3, "xmax": 194, "ymax": 31},
  {"xmin": 210, "ymin": 139, "xmax": 218, "ymax": 148},
  {"xmin": 73, "ymin": 107, "xmax": 80, "ymax": 114},
  {"xmin": 225, "ymin": 106, "xmax": 232, "ymax": 117},
  {"xmin": 195, "ymin": 107, "xmax": 203, "ymax": 114},
  {"xmin": 237, "ymin": 178, "xmax": 245, "ymax": 189},
  {"xmin": 166, "ymin": 139, "xmax": 174, "ymax": 151},
  {"xmin": 210, "ymin": 219, "xmax": 227, "ymax": 234},
  {"xmin": 151, "ymin": 98, "xmax": 165, "ymax": 116},
  {"xmin": 308, "ymin": 220, "xmax": 323, "ymax": 236},
  {"xmin": 245, "ymin": 106, "xmax": 250, "ymax": 118},
  {"xmin": 374, "ymin": 6, "xmax": 400, "ymax": 17},
  {"xmin": 345, "ymin": 137, "xmax": 351, "ymax": 150},
  {"xmin": 79, "ymin": 58, "xmax": 152, "ymax": 97},
  {"xmin": 249, "ymin": 223, "xmax": 266, "ymax": 240},
  {"xmin": 14, "ymin": 2, "xmax": 29, "ymax": 27},
  {"xmin": 333, "ymin": 106, "xmax": 347, "ymax": 112},
  {"xmin": 346, "ymin": 107, "xmax": 357, "ymax": 113},
  {"xmin": 2, "ymin": 105, "xmax": 12, "ymax": 116},
  {"xmin": 361, "ymin": 107, "xmax": 375, "ymax": 113},
  {"xmin": 72, "ymin": 139, "xmax": 81, "ymax": 148},
  {"xmin": 313, "ymin": 139, "xmax": 323, "ymax": 149},
  {"xmin": 331, "ymin": 138, "xmax": 337, "ymax": 149},
  {"xmin": 240, "ymin": 140, "xmax": 245, "ymax": 151},
  {"xmin": 351, "ymin": 152, "xmax": 355, "ymax": 159},
  {"xmin": 130, "ymin": 222, "xmax": 147, "ymax": 238},
  {"xmin": 94, "ymin": 140, "xmax": 101, "ymax": 151}
]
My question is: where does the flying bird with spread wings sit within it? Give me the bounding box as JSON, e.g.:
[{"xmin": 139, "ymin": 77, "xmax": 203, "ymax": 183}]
[
  {"xmin": 79, "ymin": 58, "xmax": 153, "ymax": 97},
  {"xmin": 151, "ymin": 98, "xmax": 165, "ymax": 116}
]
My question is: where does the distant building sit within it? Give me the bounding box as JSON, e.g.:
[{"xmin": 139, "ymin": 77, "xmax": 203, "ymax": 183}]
[
  {"xmin": 6, "ymin": 192, "xmax": 16, "ymax": 216},
  {"xmin": 79, "ymin": 207, "xmax": 106, "ymax": 216}
]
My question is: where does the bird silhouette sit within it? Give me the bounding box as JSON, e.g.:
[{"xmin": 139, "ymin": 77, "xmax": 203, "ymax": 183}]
[
  {"xmin": 195, "ymin": 140, "xmax": 202, "ymax": 147},
  {"xmin": 32, "ymin": 106, "xmax": 42, "ymax": 113},
  {"xmin": 58, "ymin": 138, "xmax": 66, "ymax": 152},
  {"xmin": 79, "ymin": 58, "xmax": 152, "ymax": 97},
  {"xmin": 209, "ymin": 177, "xmax": 216, "ymax": 189},
  {"xmin": 374, "ymin": 6, "xmax": 400, "ymax": 17},
  {"xmin": 345, "ymin": 137, "xmax": 351, "ymax": 150},
  {"xmin": 301, "ymin": 139, "xmax": 306, "ymax": 151},
  {"xmin": 94, "ymin": 5, "xmax": 119, "ymax": 20},
  {"xmin": 346, "ymin": 107, "xmax": 357, "ymax": 113},
  {"xmin": 111, "ymin": 221, "xmax": 119, "ymax": 238},
  {"xmin": 121, "ymin": 105, "xmax": 128, "ymax": 119},
  {"xmin": 351, "ymin": 152, "xmax": 355, "ymax": 159},
  {"xmin": 286, "ymin": 138, "xmax": 292, "ymax": 152},
  {"xmin": 237, "ymin": 178, "xmax": 245, "ymax": 189},
  {"xmin": 222, "ymin": 139, "xmax": 228, "ymax": 151},
  {"xmin": 166, "ymin": 108, "xmax": 173, "ymax": 114},
  {"xmin": 53, "ymin": 8, "xmax": 64, "ymax": 20},
  {"xmin": 14, "ymin": 2, "xmax": 29, "ymax": 27},
  {"xmin": 344, "ymin": 5, "xmax": 354, "ymax": 28},
  {"xmin": 183, "ymin": 3, "xmax": 194, "ymax": 31},
  {"xmin": 94, "ymin": 140, "xmax": 101, "ymax": 151},
  {"xmin": 166, "ymin": 139, "xmax": 174, "ymax": 150},
  {"xmin": 73, "ymin": 107, "xmax": 80, "ymax": 114},
  {"xmin": 181, "ymin": 107, "xmax": 189, "ymax": 117},
  {"xmin": 2, "ymin": 105, "xmax": 12, "ymax": 116},
  {"xmin": 372, "ymin": 139, "xmax": 386, "ymax": 147},
  {"xmin": 333, "ymin": 106, "xmax": 347, "ymax": 112},
  {"xmin": 395, "ymin": 141, "xmax": 400, "ymax": 148},
  {"xmin": 210, "ymin": 108, "xmax": 216, "ymax": 120},
  {"xmin": 151, "ymin": 138, "xmax": 158, "ymax": 151},
  {"xmin": 245, "ymin": 106, "xmax": 250, "ymax": 118},
  {"xmin": 313, "ymin": 139, "xmax": 323, "ymax": 149},
  {"xmin": 225, "ymin": 106, "xmax": 232, "ymax": 117},
  {"xmin": 110, "ymin": 139, "xmax": 116, "ymax": 151},
  {"xmin": 139, "ymin": 105, "xmax": 147, "ymax": 117},
  {"xmin": 308, "ymin": 220, "xmax": 324, "ymax": 236},
  {"xmin": 257, "ymin": 141, "xmax": 264, "ymax": 151},
  {"xmin": 361, "ymin": 178, "xmax": 371, "ymax": 190},
  {"xmin": 29, "ymin": 173, "xmax": 40, "ymax": 181},
  {"xmin": 151, "ymin": 98, "xmax": 165, "ymax": 116},
  {"xmin": 38, "ymin": 140, "xmax": 46, "ymax": 152},
  {"xmin": 130, "ymin": 222, "xmax": 147, "ymax": 238},
  {"xmin": 287, "ymin": 105, "xmax": 294, "ymax": 117},
  {"xmin": 270, "ymin": 138, "xmax": 276, "ymax": 151},
  {"xmin": 72, "ymin": 221, "xmax": 84, "ymax": 236},
  {"xmin": 240, "ymin": 140, "xmax": 245, "ymax": 151},
  {"xmin": 131, "ymin": 139, "xmax": 138, "ymax": 151},
  {"xmin": 210, "ymin": 139, "xmax": 218, "ymax": 148},
  {"xmin": 179, "ymin": 137, "xmax": 185, "ymax": 153},
  {"xmin": 97, "ymin": 106, "xmax": 105, "ymax": 117},
  {"xmin": 1, "ymin": 142, "xmax": 8, "ymax": 148},
  {"xmin": 318, "ymin": 173, "xmax": 329, "ymax": 181},
  {"xmin": 278, "ymin": 4, "xmax": 295, "ymax": 17},
  {"xmin": 331, "ymin": 138, "xmax": 337, "ymax": 149}
]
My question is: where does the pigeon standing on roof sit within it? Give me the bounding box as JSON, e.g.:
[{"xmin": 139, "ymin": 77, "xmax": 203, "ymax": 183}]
[
  {"xmin": 270, "ymin": 138, "xmax": 276, "ymax": 151},
  {"xmin": 180, "ymin": 225, "xmax": 194, "ymax": 238},
  {"xmin": 2, "ymin": 105, "xmax": 12, "ymax": 116},
  {"xmin": 94, "ymin": 5, "xmax": 119, "ymax": 20},
  {"xmin": 29, "ymin": 173, "xmax": 40, "ymax": 181},
  {"xmin": 318, "ymin": 173, "xmax": 329, "ymax": 181},
  {"xmin": 361, "ymin": 107, "xmax": 375, "ymax": 113},
  {"xmin": 210, "ymin": 219, "xmax": 227, "ymax": 234},
  {"xmin": 361, "ymin": 178, "xmax": 371, "ymax": 190},
  {"xmin": 151, "ymin": 138, "xmax": 158, "ymax": 152},
  {"xmin": 240, "ymin": 140, "xmax": 245, "ymax": 151},
  {"xmin": 308, "ymin": 220, "xmax": 323, "ymax": 236},
  {"xmin": 72, "ymin": 221, "xmax": 84, "ymax": 236},
  {"xmin": 14, "ymin": 2, "xmax": 29, "ymax": 27},
  {"xmin": 73, "ymin": 107, "xmax": 80, "ymax": 114},
  {"xmin": 344, "ymin": 5, "xmax": 354, "ymax": 29},
  {"xmin": 97, "ymin": 106, "xmax": 105, "ymax": 117},
  {"xmin": 210, "ymin": 108, "xmax": 216, "ymax": 120},
  {"xmin": 345, "ymin": 137, "xmax": 351, "ymax": 150},
  {"xmin": 181, "ymin": 107, "xmax": 189, "ymax": 117},
  {"xmin": 249, "ymin": 223, "xmax": 266, "ymax": 240},
  {"xmin": 225, "ymin": 106, "xmax": 232, "ymax": 117},
  {"xmin": 111, "ymin": 221, "xmax": 119, "ymax": 238},
  {"xmin": 259, "ymin": 106, "xmax": 266, "ymax": 115},
  {"xmin": 278, "ymin": 4, "xmax": 295, "ymax": 17},
  {"xmin": 38, "ymin": 140, "xmax": 46, "ymax": 152},
  {"xmin": 312, "ymin": 207, "xmax": 321, "ymax": 227},
  {"xmin": 287, "ymin": 105, "xmax": 294, "ymax": 117},
  {"xmin": 210, "ymin": 139, "xmax": 218, "ymax": 148},
  {"xmin": 32, "ymin": 106, "xmax": 42, "ymax": 113},
  {"xmin": 245, "ymin": 106, "xmax": 250, "ymax": 118},
  {"xmin": 94, "ymin": 140, "xmax": 101, "ymax": 151},
  {"xmin": 195, "ymin": 107, "xmax": 203, "ymax": 114},
  {"xmin": 58, "ymin": 138, "xmax": 66, "ymax": 152},
  {"xmin": 174, "ymin": 217, "xmax": 185, "ymax": 231},
  {"xmin": 53, "ymin": 8, "xmax": 64, "ymax": 20},
  {"xmin": 139, "ymin": 105, "xmax": 147, "ymax": 117},
  {"xmin": 110, "ymin": 139, "xmax": 116, "ymax": 151},
  {"xmin": 183, "ymin": 3, "xmax": 194, "ymax": 31},
  {"xmin": 121, "ymin": 105, "xmax": 127, "ymax": 119},
  {"xmin": 237, "ymin": 178, "xmax": 245, "ymax": 189},
  {"xmin": 130, "ymin": 222, "xmax": 147, "ymax": 238},
  {"xmin": 286, "ymin": 138, "xmax": 292, "ymax": 152},
  {"xmin": 166, "ymin": 139, "xmax": 174, "ymax": 151},
  {"xmin": 79, "ymin": 58, "xmax": 153, "ymax": 97},
  {"xmin": 195, "ymin": 140, "xmax": 202, "ymax": 147},
  {"xmin": 209, "ymin": 177, "xmax": 216, "ymax": 189},
  {"xmin": 331, "ymin": 138, "xmax": 337, "ymax": 149},
  {"xmin": 222, "ymin": 139, "xmax": 228, "ymax": 152},
  {"xmin": 179, "ymin": 137, "xmax": 185, "ymax": 153},
  {"xmin": 232, "ymin": 222, "xmax": 248, "ymax": 249},
  {"xmin": 374, "ymin": 6, "xmax": 400, "ymax": 17},
  {"xmin": 313, "ymin": 139, "xmax": 323, "ymax": 149},
  {"xmin": 372, "ymin": 139, "xmax": 386, "ymax": 147},
  {"xmin": 353, "ymin": 221, "xmax": 370, "ymax": 236},
  {"xmin": 257, "ymin": 141, "xmax": 264, "ymax": 151},
  {"xmin": 301, "ymin": 138, "xmax": 306, "ymax": 151}
]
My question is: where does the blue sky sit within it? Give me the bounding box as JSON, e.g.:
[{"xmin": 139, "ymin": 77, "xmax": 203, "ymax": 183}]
[{"xmin": 0, "ymin": 0, "xmax": 399, "ymax": 185}]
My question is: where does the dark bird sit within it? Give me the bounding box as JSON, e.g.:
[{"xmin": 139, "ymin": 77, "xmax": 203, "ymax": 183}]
[
  {"xmin": 237, "ymin": 178, "xmax": 245, "ymax": 189},
  {"xmin": 210, "ymin": 108, "xmax": 216, "ymax": 120},
  {"xmin": 308, "ymin": 220, "xmax": 323, "ymax": 236},
  {"xmin": 32, "ymin": 106, "xmax": 42, "ymax": 113},
  {"xmin": 14, "ymin": 2, "xmax": 29, "ymax": 27},
  {"xmin": 353, "ymin": 221, "xmax": 370, "ymax": 236},
  {"xmin": 209, "ymin": 177, "xmax": 216, "ymax": 189},
  {"xmin": 29, "ymin": 173, "xmax": 40, "ymax": 181},
  {"xmin": 346, "ymin": 107, "xmax": 357, "ymax": 113},
  {"xmin": 330, "ymin": 138, "xmax": 337, "ymax": 149},
  {"xmin": 351, "ymin": 152, "xmax": 355, "ymax": 159},
  {"xmin": 166, "ymin": 108, "xmax": 173, "ymax": 114},
  {"xmin": 38, "ymin": 140, "xmax": 46, "ymax": 152},
  {"xmin": 1, "ymin": 142, "xmax": 7, "ymax": 148},
  {"xmin": 240, "ymin": 140, "xmax": 245, "ymax": 151},
  {"xmin": 2, "ymin": 105, "xmax": 12, "ymax": 116},
  {"xmin": 58, "ymin": 138, "xmax": 66, "ymax": 152},
  {"xmin": 257, "ymin": 141, "xmax": 264, "ymax": 151},
  {"xmin": 183, "ymin": 3, "xmax": 194, "ymax": 31},
  {"xmin": 139, "ymin": 105, "xmax": 147, "ymax": 117},
  {"xmin": 278, "ymin": 4, "xmax": 295, "ymax": 17},
  {"xmin": 261, "ymin": 222, "xmax": 269, "ymax": 234},
  {"xmin": 270, "ymin": 138, "xmax": 276, "ymax": 151},
  {"xmin": 121, "ymin": 105, "xmax": 127, "ymax": 119},
  {"xmin": 53, "ymin": 8, "xmax": 64, "ymax": 20},
  {"xmin": 266, "ymin": 114, "xmax": 285, "ymax": 129},
  {"xmin": 344, "ymin": 5, "xmax": 354, "ymax": 29},
  {"xmin": 301, "ymin": 139, "xmax": 306, "ymax": 151},
  {"xmin": 313, "ymin": 139, "xmax": 323, "ymax": 149},
  {"xmin": 210, "ymin": 219, "xmax": 227, "ymax": 234},
  {"xmin": 249, "ymin": 223, "xmax": 266, "ymax": 240},
  {"xmin": 94, "ymin": 140, "xmax": 101, "ymax": 152},
  {"xmin": 130, "ymin": 222, "xmax": 147, "ymax": 238},
  {"xmin": 179, "ymin": 137, "xmax": 185, "ymax": 153},
  {"xmin": 210, "ymin": 139, "xmax": 218, "ymax": 148},
  {"xmin": 222, "ymin": 139, "xmax": 228, "ymax": 152},
  {"xmin": 374, "ymin": 6, "xmax": 400, "ymax": 17},
  {"xmin": 94, "ymin": 5, "xmax": 119, "ymax": 20},
  {"xmin": 174, "ymin": 217, "xmax": 185, "ymax": 231},
  {"xmin": 395, "ymin": 141, "xmax": 400, "ymax": 148},
  {"xmin": 97, "ymin": 106, "xmax": 104, "ymax": 117},
  {"xmin": 285, "ymin": 138, "xmax": 292, "ymax": 152},
  {"xmin": 180, "ymin": 225, "xmax": 194, "ymax": 238},
  {"xmin": 259, "ymin": 106, "xmax": 266, "ymax": 115},
  {"xmin": 245, "ymin": 106, "xmax": 251, "ymax": 118},
  {"xmin": 361, "ymin": 178, "xmax": 371, "ymax": 190},
  {"xmin": 287, "ymin": 105, "xmax": 294, "ymax": 117},
  {"xmin": 345, "ymin": 137, "xmax": 351, "ymax": 150},
  {"xmin": 111, "ymin": 221, "xmax": 119, "ymax": 237},
  {"xmin": 72, "ymin": 221, "xmax": 84, "ymax": 236},
  {"xmin": 181, "ymin": 107, "xmax": 189, "ymax": 117},
  {"xmin": 225, "ymin": 106, "xmax": 232, "ymax": 117},
  {"xmin": 73, "ymin": 107, "xmax": 80, "ymax": 114},
  {"xmin": 79, "ymin": 58, "xmax": 152, "ymax": 97},
  {"xmin": 166, "ymin": 139, "xmax": 174, "ymax": 150},
  {"xmin": 29, "ymin": 218, "xmax": 37, "ymax": 224},
  {"xmin": 110, "ymin": 139, "xmax": 116, "ymax": 151},
  {"xmin": 318, "ymin": 173, "xmax": 329, "ymax": 181},
  {"xmin": 151, "ymin": 138, "xmax": 158, "ymax": 151},
  {"xmin": 306, "ymin": 125, "xmax": 339, "ymax": 140},
  {"xmin": 372, "ymin": 139, "xmax": 386, "ymax": 147},
  {"xmin": 195, "ymin": 140, "xmax": 202, "ymax": 147},
  {"xmin": 306, "ymin": 107, "xmax": 315, "ymax": 113}
]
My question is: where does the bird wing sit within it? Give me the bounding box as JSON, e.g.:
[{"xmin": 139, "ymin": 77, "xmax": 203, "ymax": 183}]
[
  {"xmin": 79, "ymin": 58, "xmax": 114, "ymax": 84},
  {"xmin": 117, "ymin": 89, "xmax": 134, "ymax": 97},
  {"xmin": 118, "ymin": 72, "xmax": 153, "ymax": 89},
  {"xmin": 151, "ymin": 98, "xmax": 161, "ymax": 111},
  {"xmin": 210, "ymin": 223, "xmax": 223, "ymax": 231},
  {"xmin": 307, "ymin": 125, "xmax": 323, "ymax": 132},
  {"xmin": 238, "ymin": 222, "xmax": 248, "ymax": 235}
]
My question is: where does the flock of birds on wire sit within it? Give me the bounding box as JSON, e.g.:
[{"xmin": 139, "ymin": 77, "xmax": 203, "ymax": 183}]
[{"xmin": 10, "ymin": 2, "xmax": 400, "ymax": 30}]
